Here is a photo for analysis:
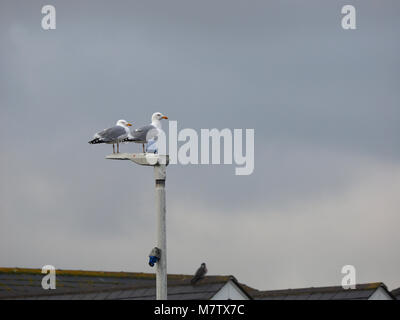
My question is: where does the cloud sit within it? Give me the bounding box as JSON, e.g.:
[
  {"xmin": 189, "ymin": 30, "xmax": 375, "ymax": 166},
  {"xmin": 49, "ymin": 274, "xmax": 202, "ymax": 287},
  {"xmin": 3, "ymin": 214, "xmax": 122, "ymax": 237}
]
[
  {"xmin": 0, "ymin": 0, "xmax": 399, "ymax": 293},
  {"xmin": 2, "ymin": 143, "xmax": 398, "ymax": 291},
  {"xmin": 167, "ymin": 157, "xmax": 400, "ymax": 290}
]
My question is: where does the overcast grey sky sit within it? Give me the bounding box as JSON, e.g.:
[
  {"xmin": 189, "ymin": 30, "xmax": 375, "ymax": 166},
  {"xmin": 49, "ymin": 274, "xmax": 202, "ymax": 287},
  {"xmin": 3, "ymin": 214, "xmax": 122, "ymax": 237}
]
[{"xmin": 0, "ymin": 0, "xmax": 399, "ymax": 291}]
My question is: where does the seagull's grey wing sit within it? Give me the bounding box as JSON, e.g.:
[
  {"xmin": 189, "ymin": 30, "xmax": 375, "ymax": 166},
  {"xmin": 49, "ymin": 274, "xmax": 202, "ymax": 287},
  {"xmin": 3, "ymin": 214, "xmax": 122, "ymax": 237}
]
[
  {"xmin": 130, "ymin": 124, "xmax": 157, "ymax": 143},
  {"xmin": 96, "ymin": 126, "xmax": 127, "ymax": 142}
]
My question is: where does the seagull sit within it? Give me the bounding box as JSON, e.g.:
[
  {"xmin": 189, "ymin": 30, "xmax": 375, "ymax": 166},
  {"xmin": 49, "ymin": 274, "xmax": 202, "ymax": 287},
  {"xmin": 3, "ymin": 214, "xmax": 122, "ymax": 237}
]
[
  {"xmin": 88, "ymin": 119, "xmax": 133, "ymax": 153},
  {"xmin": 191, "ymin": 263, "xmax": 208, "ymax": 285},
  {"xmin": 126, "ymin": 112, "xmax": 168, "ymax": 153}
]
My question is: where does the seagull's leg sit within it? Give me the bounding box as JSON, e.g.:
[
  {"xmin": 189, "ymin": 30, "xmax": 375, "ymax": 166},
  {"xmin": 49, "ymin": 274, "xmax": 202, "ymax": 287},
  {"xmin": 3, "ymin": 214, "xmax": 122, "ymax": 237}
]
[
  {"xmin": 113, "ymin": 144, "xmax": 115, "ymax": 153},
  {"xmin": 117, "ymin": 142, "xmax": 120, "ymax": 153},
  {"xmin": 142, "ymin": 144, "xmax": 145, "ymax": 153}
]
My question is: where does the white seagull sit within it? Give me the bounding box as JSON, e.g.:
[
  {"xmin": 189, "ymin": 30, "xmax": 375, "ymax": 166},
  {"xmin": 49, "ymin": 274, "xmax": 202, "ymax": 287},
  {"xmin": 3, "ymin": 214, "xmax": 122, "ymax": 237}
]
[
  {"xmin": 89, "ymin": 119, "xmax": 133, "ymax": 153},
  {"xmin": 126, "ymin": 112, "xmax": 168, "ymax": 153}
]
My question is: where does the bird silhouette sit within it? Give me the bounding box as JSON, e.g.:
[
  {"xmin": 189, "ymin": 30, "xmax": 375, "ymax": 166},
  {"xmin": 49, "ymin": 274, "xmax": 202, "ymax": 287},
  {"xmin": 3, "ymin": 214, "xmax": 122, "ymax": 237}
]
[{"xmin": 191, "ymin": 263, "xmax": 207, "ymax": 285}]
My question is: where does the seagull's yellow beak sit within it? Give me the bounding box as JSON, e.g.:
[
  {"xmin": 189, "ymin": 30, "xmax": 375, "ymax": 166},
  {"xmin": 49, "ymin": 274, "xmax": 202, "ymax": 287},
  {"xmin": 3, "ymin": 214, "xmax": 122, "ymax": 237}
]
[
  {"xmin": 126, "ymin": 123, "xmax": 132, "ymax": 126},
  {"xmin": 162, "ymin": 116, "xmax": 168, "ymax": 119}
]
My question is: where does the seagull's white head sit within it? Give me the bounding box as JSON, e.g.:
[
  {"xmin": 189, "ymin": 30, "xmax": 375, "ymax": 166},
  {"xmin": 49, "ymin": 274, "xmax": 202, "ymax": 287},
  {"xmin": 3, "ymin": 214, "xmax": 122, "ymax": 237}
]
[
  {"xmin": 151, "ymin": 112, "xmax": 168, "ymax": 122},
  {"xmin": 116, "ymin": 119, "xmax": 133, "ymax": 127}
]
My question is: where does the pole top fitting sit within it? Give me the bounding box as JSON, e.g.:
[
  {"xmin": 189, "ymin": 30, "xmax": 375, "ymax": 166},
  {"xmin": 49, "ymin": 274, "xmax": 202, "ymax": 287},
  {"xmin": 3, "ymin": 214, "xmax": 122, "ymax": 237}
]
[{"xmin": 106, "ymin": 153, "xmax": 169, "ymax": 167}]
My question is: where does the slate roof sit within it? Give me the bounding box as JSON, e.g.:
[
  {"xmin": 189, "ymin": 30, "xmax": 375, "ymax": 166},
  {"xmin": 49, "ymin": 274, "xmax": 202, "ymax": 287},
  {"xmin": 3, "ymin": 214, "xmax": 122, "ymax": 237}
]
[
  {"xmin": 18, "ymin": 282, "xmax": 230, "ymax": 300},
  {"xmin": 0, "ymin": 268, "xmax": 250, "ymax": 300},
  {"xmin": 251, "ymin": 282, "xmax": 393, "ymax": 300},
  {"xmin": 391, "ymin": 287, "xmax": 400, "ymax": 300},
  {"xmin": 0, "ymin": 267, "xmax": 395, "ymax": 300}
]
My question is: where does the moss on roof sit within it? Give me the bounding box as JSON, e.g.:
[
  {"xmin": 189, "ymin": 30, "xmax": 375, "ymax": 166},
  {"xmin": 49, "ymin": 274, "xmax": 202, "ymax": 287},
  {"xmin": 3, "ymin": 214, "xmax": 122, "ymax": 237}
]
[
  {"xmin": 0, "ymin": 267, "xmax": 231, "ymax": 283},
  {"xmin": 254, "ymin": 282, "xmax": 384, "ymax": 298},
  {"xmin": 0, "ymin": 268, "xmax": 153, "ymax": 279}
]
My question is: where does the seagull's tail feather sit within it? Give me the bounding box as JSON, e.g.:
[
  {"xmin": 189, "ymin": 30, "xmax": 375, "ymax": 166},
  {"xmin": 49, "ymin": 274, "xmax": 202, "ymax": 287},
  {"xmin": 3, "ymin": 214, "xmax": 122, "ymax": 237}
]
[
  {"xmin": 88, "ymin": 138, "xmax": 104, "ymax": 144},
  {"xmin": 123, "ymin": 137, "xmax": 139, "ymax": 142}
]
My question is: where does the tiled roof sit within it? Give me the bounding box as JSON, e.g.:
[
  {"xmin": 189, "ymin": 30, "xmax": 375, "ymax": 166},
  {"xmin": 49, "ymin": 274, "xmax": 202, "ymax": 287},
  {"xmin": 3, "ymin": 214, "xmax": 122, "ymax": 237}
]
[
  {"xmin": 252, "ymin": 282, "xmax": 389, "ymax": 300},
  {"xmin": 0, "ymin": 267, "xmax": 238, "ymax": 300},
  {"xmin": 20, "ymin": 282, "xmax": 229, "ymax": 300},
  {"xmin": 391, "ymin": 287, "xmax": 400, "ymax": 300},
  {"xmin": 0, "ymin": 267, "xmax": 394, "ymax": 300}
]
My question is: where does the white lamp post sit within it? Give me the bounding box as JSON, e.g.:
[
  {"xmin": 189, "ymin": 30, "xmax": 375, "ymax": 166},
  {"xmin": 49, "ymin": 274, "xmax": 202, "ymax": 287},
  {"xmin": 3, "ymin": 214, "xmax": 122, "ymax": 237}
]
[{"xmin": 106, "ymin": 152, "xmax": 169, "ymax": 300}]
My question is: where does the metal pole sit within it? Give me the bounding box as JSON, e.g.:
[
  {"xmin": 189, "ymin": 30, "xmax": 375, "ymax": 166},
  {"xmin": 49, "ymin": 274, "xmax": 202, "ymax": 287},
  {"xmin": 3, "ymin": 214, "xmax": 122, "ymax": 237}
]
[
  {"xmin": 154, "ymin": 164, "xmax": 167, "ymax": 300},
  {"xmin": 106, "ymin": 153, "xmax": 169, "ymax": 300}
]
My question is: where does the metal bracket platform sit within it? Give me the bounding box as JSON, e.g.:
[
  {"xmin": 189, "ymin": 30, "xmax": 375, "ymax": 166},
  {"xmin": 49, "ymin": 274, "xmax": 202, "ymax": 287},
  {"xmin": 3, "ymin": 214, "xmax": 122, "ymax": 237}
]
[{"xmin": 106, "ymin": 153, "xmax": 169, "ymax": 166}]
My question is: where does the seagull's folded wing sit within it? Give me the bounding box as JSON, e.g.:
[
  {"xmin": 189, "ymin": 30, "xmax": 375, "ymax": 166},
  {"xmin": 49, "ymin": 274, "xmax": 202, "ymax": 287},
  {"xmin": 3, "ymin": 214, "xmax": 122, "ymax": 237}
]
[
  {"xmin": 130, "ymin": 124, "xmax": 158, "ymax": 142},
  {"xmin": 97, "ymin": 126, "xmax": 127, "ymax": 142}
]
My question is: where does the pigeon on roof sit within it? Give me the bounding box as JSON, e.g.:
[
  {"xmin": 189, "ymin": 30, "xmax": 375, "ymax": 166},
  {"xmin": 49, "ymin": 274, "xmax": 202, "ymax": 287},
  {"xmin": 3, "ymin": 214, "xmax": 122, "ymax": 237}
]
[
  {"xmin": 88, "ymin": 119, "xmax": 133, "ymax": 153},
  {"xmin": 191, "ymin": 263, "xmax": 208, "ymax": 285}
]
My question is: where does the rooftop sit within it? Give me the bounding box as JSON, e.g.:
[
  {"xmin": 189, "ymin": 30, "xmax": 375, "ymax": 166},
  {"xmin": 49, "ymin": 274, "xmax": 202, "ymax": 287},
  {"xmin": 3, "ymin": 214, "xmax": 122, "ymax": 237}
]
[
  {"xmin": 0, "ymin": 267, "xmax": 396, "ymax": 300},
  {"xmin": 391, "ymin": 287, "xmax": 400, "ymax": 299},
  {"xmin": 251, "ymin": 282, "xmax": 394, "ymax": 300},
  {"xmin": 0, "ymin": 267, "xmax": 248, "ymax": 300}
]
